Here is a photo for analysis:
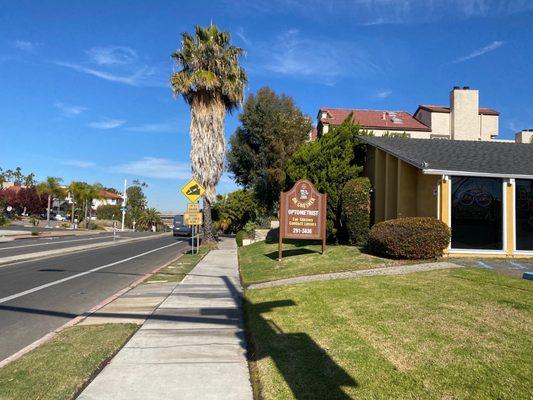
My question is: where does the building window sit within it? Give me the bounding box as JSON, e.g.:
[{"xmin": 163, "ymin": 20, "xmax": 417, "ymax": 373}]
[
  {"xmin": 451, "ymin": 177, "xmax": 503, "ymax": 250},
  {"xmin": 515, "ymin": 179, "xmax": 533, "ymax": 251}
]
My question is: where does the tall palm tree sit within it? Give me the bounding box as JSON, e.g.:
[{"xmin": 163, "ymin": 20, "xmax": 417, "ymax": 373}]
[
  {"xmin": 170, "ymin": 23, "xmax": 247, "ymax": 242},
  {"xmin": 138, "ymin": 208, "xmax": 162, "ymax": 232},
  {"xmin": 37, "ymin": 177, "xmax": 65, "ymax": 228},
  {"xmin": 81, "ymin": 183, "xmax": 104, "ymax": 228}
]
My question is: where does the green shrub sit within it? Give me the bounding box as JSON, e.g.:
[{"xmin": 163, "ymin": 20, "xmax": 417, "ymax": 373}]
[
  {"xmin": 31, "ymin": 230, "xmax": 39, "ymax": 236},
  {"xmin": 368, "ymin": 217, "xmax": 450, "ymax": 259},
  {"xmin": 96, "ymin": 204, "xmax": 121, "ymax": 221},
  {"xmin": 341, "ymin": 177, "xmax": 371, "ymax": 246},
  {"xmin": 236, "ymin": 230, "xmax": 246, "ymax": 247},
  {"xmin": 0, "ymin": 214, "xmax": 9, "ymax": 227},
  {"xmin": 29, "ymin": 215, "xmax": 39, "ymax": 227}
]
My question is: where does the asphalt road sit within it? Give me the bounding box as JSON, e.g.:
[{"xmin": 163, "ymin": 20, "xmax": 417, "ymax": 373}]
[
  {"xmin": 0, "ymin": 231, "xmax": 155, "ymax": 258},
  {"xmin": 0, "ymin": 234, "xmax": 189, "ymax": 361}
]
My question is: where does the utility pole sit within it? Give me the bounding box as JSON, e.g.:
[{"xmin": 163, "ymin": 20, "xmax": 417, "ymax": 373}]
[{"xmin": 121, "ymin": 179, "xmax": 127, "ymax": 232}]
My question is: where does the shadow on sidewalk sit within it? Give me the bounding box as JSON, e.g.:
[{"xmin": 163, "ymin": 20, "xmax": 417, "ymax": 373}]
[{"xmin": 0, "ymin": 273, "xmax": 356, "ymax": 399}]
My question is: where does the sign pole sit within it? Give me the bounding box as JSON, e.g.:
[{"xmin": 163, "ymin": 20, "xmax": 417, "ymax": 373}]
[
  {"xmin": 278, "ymin": 198, "xmax": 283, "ymax": 261},
  {"xmin": 322, "ymin": 194, "xmax": 327, "ymax": 255}
]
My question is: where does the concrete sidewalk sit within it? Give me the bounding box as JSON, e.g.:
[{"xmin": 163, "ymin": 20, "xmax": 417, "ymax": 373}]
[{"xmin": 78, "ymin": 237, "xmax": 253, "ymax": 400}]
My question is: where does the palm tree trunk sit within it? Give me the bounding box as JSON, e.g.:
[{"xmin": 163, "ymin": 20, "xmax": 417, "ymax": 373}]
[
  {"xmin": 202, "ymin": 199, "xmax": 215, "ymax": 242},
  {"xmin": 190, "ymin": 94, "xmax": 225, "ymax": 244},
  {"xmin": 46, "ymin": 195, "xmax": 51, "ymax": 227},
  {"xmin": 84, "ymin": 200, "xmax": 89, "ymax": 228}
]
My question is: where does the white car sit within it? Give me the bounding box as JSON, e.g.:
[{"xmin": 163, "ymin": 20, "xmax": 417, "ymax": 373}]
[{"xmin": 54, "ymin": 214, "xmax": 67, "ymax": 221}]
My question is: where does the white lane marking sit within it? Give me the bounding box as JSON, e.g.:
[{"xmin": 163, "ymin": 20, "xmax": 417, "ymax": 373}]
[
  {"xmin": 0, "ymin": 235, "xmax": 120, "ymax": 251},
  {"xmin": 0, "ymin": 241, "xmax": 182, "ymax": 304}
]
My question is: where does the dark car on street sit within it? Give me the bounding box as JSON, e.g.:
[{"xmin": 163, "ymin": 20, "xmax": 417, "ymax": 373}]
[{"xmin": 172, "ymin": 215, "xmax": 192, "ymax": 237}]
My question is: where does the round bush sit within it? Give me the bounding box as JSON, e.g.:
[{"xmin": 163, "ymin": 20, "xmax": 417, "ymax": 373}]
[
  {"xmin": 236, "ymin": 230, "xmax": 246, "ymax": 247},
  {"xmin": 368, "ymin": 217, "xmax": 450, "ymax": 259}
]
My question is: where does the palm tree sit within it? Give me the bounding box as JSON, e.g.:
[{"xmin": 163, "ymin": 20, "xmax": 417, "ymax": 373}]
[
  {"xmin": 81, "ymin": 183, "xmax": 104, "ymax": 228},
  {"xmin": 138, "ymin": 208, "xmax": 162, "ymax": 232},
  {"xmin": 170, "ymin": 23, "xmax": 247, "ymax": 242},
  {"xmin": 37, "ymin": 177, "xmax": 65, "ymax": 228}
]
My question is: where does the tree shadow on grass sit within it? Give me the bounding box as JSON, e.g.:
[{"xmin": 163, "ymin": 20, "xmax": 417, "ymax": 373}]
[{"xmin": 242, "ymin": 292, "xmax": 357, "ymax": 399}]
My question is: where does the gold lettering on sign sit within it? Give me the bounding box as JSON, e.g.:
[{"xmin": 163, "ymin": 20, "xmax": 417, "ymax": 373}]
[{"xmin": 291, "ymin": 197, "xmax": 316, "ymax": 208}]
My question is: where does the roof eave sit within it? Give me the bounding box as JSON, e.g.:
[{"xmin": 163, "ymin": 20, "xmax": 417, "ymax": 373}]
[{"xmin": 422, "ymin": 169, "xmax": 533, "ymax": 179}]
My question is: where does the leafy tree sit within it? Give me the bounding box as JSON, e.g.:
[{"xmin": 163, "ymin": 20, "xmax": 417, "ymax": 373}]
[
  {"xmin": 212, "ymin": 190, "xmax": 263, "ymax": 233},
  {"xmin": 286, "ymin": 118, "xmax": 368, "ymax": 241},
  {"xmin": 227, "ymin": 87, "xmax": 312, "ymax": 212},
  {"xmin": 37, "ymin": 177, "xmax": 65, "ymax": 227},
  {"xmin": 17, "ymin": 187, "xmax": 46, "ymax": 215},
  {"xmin": 126, "ymin": 185, "xmax": 147, "ymax": 228},
  {"xmin": 170, "ymin": 23, "xmax": 247, "ymax": 242}
]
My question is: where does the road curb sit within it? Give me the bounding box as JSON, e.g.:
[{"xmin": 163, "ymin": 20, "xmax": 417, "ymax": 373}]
[
  {"xmin": 0, "ymin": 251, "xmax": 184, "ymax": 369},
  {"xmin": 0, "ymin": 233, "xmax": 170, "ymax": 267}
]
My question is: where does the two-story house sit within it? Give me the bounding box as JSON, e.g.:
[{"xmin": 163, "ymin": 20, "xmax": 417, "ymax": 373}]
[{"xmin": 315, "ymin": 87, "xmax": 500, "ymax": 141}]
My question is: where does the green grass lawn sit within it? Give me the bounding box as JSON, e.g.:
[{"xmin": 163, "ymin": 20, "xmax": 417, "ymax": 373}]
[
  {"xmin": 0, "ymin": 324, "xmax": 137, "ymax": 400},
  {"xmin": 147, "ymin": 245, "xmax": 210, "ymax": 283},
  {"xmin": 239, "ymin": 239, "xmax": 392, "ymax": 285},
  {"xmin": 245, "ymin": 268, "xmax": 533, "ymax": 399}
]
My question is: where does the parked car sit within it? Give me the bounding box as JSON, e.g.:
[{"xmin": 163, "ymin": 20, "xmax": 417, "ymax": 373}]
[
  {"xmin": 172, "ymin": 215, "xmax": 192, "ymax": 237},
  {"xmin": 54, "ymin": 214, "xmax": 67, "ymax": 221}
]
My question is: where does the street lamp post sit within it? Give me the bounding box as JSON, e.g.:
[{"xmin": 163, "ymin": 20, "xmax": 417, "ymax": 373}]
[{"xmin": 121, "ymin": 179, "xmax": 127, "ymax": 232}]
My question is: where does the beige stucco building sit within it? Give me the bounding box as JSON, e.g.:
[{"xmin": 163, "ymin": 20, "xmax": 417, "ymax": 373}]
[
  {"xmin": 362, "ymin": 136, "xmax": 533, "ymax": 257},
  {"xmin": 316, "ymin": 87, "xmax": 504, "ymax": 141}
]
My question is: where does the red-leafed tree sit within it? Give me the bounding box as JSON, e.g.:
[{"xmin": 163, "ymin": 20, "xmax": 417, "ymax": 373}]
[{"xmin": 17, "ymin": 187, "xmax": 47, "ymax": 215}]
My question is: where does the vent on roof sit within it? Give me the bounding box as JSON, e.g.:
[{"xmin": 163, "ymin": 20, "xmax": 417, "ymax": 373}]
[{"xmin": 391, "ymin": 116, "xmax": 403, "ymax": 124}]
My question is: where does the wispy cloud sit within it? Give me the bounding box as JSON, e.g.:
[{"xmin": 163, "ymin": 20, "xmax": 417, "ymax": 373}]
[
  {"xmin": 9, "ymin": 40, "xmax": 39, "ymax": 51},
  {"xmin": 227, "ymin": 0, "xmax": 533, "ymax": 25},
  {"xmin": 256, "ymin": 29, "xmax": 381, "ymax": 84},
  {"xmin": 54, "ymin": 45, "xmax": 166, "ymax": 87},
  {"xmin": 62, "ymin": 160, "xmax": 95, "ymax": 168},
  {"xmin": 114, "ymin": 157, "xmax": 190, "ymax": 180},
  {"xmin": 85, "ymin": 46, "xmax": 138, "ymax": 66},
  {"xmin": 89, "ymin": 119, "xmax": 126, "ymax": 129},
  {"xmin": 54, "ymin": 101, "xmax": 87, "ymax": 117},
  {"xmin": 126, "ymin": 122, "xmax": 178, "ymax": 133},
  {"xmin": 375, "ymin": 89, "xmax": 392, "ymax": 99},
  {"xmin": 55, "ymin": 61, "xmax": 160, "ymax": 87},
  {"xmin": 452, "ymin": 40, "xmax": 505, "ymax": 64}
]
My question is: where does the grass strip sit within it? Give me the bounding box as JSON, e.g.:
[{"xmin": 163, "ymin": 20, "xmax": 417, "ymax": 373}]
[
  {"xmin": 147, "ymin": 245, "xmax": 210, "ymax": 283},
  {"xmin": 0, "ymin": 324, "xmax": 137, "ymax": 400}
]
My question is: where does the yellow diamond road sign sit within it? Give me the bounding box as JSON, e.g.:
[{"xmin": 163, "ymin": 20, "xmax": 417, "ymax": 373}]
[{"xmin": 181, "ymin": 179, "xmax": 205, "ymax": 203}]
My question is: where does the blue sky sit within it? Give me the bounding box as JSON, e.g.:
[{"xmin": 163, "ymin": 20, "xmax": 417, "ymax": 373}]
[{"xmin": 1, "ymin": 0, "xmax": 532, "ymax": 212}]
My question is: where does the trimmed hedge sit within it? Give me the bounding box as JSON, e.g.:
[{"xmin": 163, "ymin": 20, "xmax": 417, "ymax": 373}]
[
  {"xmin": 236, "ymin": 230, "xmax": 246, "ymax": 247},
  {"xmin": 341, "ymin": 177, "xmax": 371, "ymax": 246},
  {"xmin": 368, "ymin": 217, "xmax": 450, "ymax": 259}
]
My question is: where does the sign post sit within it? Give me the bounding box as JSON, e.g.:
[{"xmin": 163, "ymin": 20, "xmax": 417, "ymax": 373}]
[
  {"xmin": 278, "ymin": 179, "xmax": 327, "ymax": 260},
  {"xmin": 180, "ymin": 179, "xmax": 205, "ymax": 254}
]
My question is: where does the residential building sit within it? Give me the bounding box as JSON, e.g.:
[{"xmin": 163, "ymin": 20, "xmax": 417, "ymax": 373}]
[
  {"xmin": 92, "ymin": 190, "xmax": 124, "ymax": 210},
  {"xmin": 316, "ymin": 86, "xmax": 503, "ymax": 141},
  {"xmin": 362, "ymin": 136, "xmax": 533, "ymax": 257}
]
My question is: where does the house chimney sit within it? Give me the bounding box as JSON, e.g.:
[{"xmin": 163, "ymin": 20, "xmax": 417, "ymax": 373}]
[
  {"xmin": 382, "ymin": 112, "xmax": 386, "ymax": 120},
  {"xmin": 450, "ymin": 86, "xmax": 480, "ymax": 141},
  {"xmin": 515, "ymin": 129, "xmax": 533, "ymax": 143}
]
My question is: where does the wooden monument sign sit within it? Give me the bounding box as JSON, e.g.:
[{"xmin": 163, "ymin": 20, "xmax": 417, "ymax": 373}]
[{"xmin": 278, "ymin": 179, "xmax": 327, "ymax": 260}]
